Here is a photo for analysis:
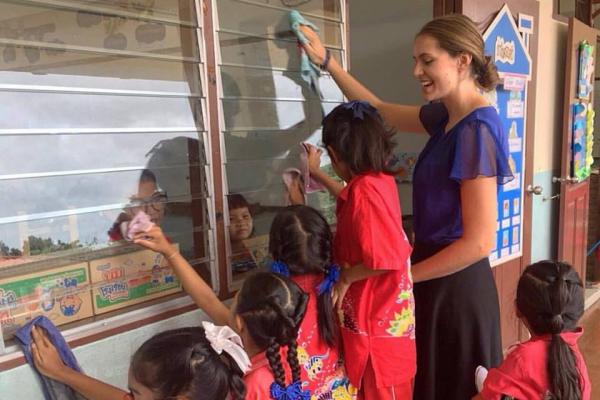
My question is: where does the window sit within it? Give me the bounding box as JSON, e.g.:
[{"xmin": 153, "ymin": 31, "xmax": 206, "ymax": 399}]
[
  {"xmin": 215, "ymin": 0, "xmax": 345, "ymax": 286},
  {"xmin": 0, "ymin": 0, "xmax": 348, "ymax": 352},
  {"xmin": 0, "ymin": 0, "xmax": 212, "ymax": 343}
]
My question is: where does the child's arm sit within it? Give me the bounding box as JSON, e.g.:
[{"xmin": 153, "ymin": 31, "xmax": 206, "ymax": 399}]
[
  {"xmin": 305, "ymin": 144, "xmax": 344, "ymax": 197},
  {"xmin": 133, "ymin": 226, "xmax": 230, "ymax": 326},
  {"xmin": 333, "ymin": 263, "xmax": 386, "ymax": 310},
  {"xmin": 31, "ymin": 326, "xmax": 127, "ymax": 400}
]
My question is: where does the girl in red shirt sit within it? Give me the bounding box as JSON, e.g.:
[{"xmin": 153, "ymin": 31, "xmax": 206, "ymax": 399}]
[
  {"xmin": 268, "ymin": 205, "xmax": 354, "ymax": 398},
  {"xmin": 30, "ymin": 324, "xmax": 247, "ymax": 400},
  {"xmin": 307, "ymin": 101, "xmax": 415, "ymax": 400},
  {"xmin": 475, "ymin": 261, "xmax": 591, "ymax": 400},
  {"xmin": 134, "ymin": 226, "xmax": 311, "ymax": 400}
]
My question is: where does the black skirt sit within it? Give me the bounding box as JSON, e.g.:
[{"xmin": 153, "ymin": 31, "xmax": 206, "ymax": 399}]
[{"xmin": 412, "ymin": 242, "xmax": 502, "ymax": 400}]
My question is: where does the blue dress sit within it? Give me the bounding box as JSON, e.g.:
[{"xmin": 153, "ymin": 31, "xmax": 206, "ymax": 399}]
[{"xmin": 411, "ymin": 102, "xmax": 513, "ymax": 400}]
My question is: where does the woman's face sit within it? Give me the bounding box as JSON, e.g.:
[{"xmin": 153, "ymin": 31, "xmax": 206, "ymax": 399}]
[
  {"xmin": 412, "ymin": 34, "xmax": 462, "ymax": 101},
  {"xmin": 228, "ymin": 206, "xmax": 253, "ymax": 241}
]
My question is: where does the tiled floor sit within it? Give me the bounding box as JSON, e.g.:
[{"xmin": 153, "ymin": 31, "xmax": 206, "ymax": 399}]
[{"xmin": 580, "ymin": 299, "xmax": 600, "ymax": 398}]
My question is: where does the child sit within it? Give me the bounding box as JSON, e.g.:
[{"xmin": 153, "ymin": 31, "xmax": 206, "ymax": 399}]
[
  {"xmin": 133, "ymin": 226, "xmax": 311, "ymax": 400},
  {"xmin": 268, "ymin": 205, "xmax": 354, "ymax": 398},
  {"xmin": 30, "ymin": 324, "xmax": 247, "ymax": 400},
  {"xmin": 307, "ymin": 100, "xmax": 415, "ymax": 399},
  {"xmin": 474, "ymin": 261, "xmax": 591, "ymax": 400},
  {"xmin": 227, "ymin": 193, "xmax": 257, "ymax": 273}
]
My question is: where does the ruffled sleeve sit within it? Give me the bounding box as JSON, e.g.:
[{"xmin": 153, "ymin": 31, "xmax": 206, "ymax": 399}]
[
  {"xmin": 419, "ymin": 102, "xmax": 448, "ymax": 135},
  {"xmin": 450, "ymin": 120, "xmax": 514, "ymax": 185}
]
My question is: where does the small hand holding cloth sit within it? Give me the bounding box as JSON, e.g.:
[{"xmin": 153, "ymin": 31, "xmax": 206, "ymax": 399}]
[
  {"xmin": 15, "ymin": 316, "xmax": 86, "ymax": 400},
  {"xmin": 120, "ymin": 211, "xmax": 153, "ymax": 241},
  {"xmin": 289, "ymin": 10, "xmax": 323, "ymax": 97}
]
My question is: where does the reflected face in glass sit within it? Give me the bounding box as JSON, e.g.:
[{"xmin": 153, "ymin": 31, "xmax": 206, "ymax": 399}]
[
  {"xmin": 412, "ymin": 34, "xmax": 461, "ymax": 102},
  {"xmin": 228, "ymin": 207, "xmax": 253, "ymax": 242},
  {"xmin": 127, "ymin": 369, "xmax": 157, "ymax": 400},
  {"xmin": 127, "ymin": 180, "xmax": 167, "ymax": 225}
]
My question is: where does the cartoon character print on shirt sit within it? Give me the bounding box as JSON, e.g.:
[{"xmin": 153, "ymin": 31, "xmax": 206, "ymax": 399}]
[
  {"xmin": 59, "ymin": 294, "xmax": 82, "ymax": 317},
  {"xmin": 312, "ymin": 375, "xmax": 356, "ymax": 400},
  {"xmin": 298, "ymin": 347, "xmax": 330, "ymax": 380}
]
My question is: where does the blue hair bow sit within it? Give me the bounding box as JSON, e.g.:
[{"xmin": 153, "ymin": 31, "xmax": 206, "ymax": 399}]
[
  {"xmin": 270, "ymin": 381, "xmax": 311, "ymax": 400},
  {"xmin": 341, "ymin": 100, "xmax": 380, "ymax": 121},
  {"xmin": 316, "ymin": 264, "xmax": 340, "ymax": 295},
  {"xmin": 269, "ymin": 260, "xmax": 290, "ymax": 277}
]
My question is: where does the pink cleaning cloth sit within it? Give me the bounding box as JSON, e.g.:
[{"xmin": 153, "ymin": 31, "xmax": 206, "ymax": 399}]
[
  {"xmin": 282, "ymin": 168, "xmax": 306, "ymax": 206},
  {"xmin": 120, "ymin": 211, "xmax": 154, "ymax": 241},
  {"xmin": 299, "ymin": 143, "xmax": 326, "ymax": 193}
]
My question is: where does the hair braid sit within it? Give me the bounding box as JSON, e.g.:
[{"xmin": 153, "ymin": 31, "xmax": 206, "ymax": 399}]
[
  {"xmin": 286, "ymin": 338, "xmax": 302, "ymax": 383},
  {"xmin": 265, "ymin": 337, "xmax": 286, "ymax": 388}
]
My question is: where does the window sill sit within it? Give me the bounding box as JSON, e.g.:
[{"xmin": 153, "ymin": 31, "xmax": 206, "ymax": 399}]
[{"xmin": 0, "ymin": 294, "xmax": 196, "ymax": 371}]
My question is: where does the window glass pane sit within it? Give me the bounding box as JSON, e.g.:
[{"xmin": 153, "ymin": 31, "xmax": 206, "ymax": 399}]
[
  {"xmin": 0, "ymin": 1, "xmax": 201, "ymax": 60},
  {"xmin": 0, "ymin": 92, "xmax": 204, "ymax": 130},
  {"xmin": 219, "ymin": 32, "xmax": 343, "ymax": 70},
  {"xmin": 242, "ymin": 0, "xmax": 341, "ymax": 20},
  {"xmin": 0, "ymin": 132, "xmax": 206, "ymax": 175},
  {"xmin": 217, "ymin": 0, "xmax": 342, "ymax": 47},
  {"xmin": 221, "ymin": 65, "xmax": 343, "ymax": 101},
  {"xmin": 48, "ymin": 0, "xmax": 200, "ymax": 25},
  {"xmin": 0, "ymin": 46, "xmax": 203, "ymax": 94}
]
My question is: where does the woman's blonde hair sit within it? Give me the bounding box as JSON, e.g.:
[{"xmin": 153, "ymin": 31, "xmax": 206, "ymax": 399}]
[{"xmin": 417, "ymin": 14, "xmax": 499, "ymax": 91}]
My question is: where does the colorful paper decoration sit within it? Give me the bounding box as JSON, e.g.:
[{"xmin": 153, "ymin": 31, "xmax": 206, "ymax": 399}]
[
  {"xmin": 571, "ymin": 102, "xmax": 595, "ymax": 180},
  {"xmin": 577, "ymin": 41, "xmax": 594, "ymax": 100}
]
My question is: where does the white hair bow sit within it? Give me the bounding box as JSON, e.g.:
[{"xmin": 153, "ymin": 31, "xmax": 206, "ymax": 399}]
[{"xmin": 202, "ymin": 321, "xmax": 251, "ymax": 373}]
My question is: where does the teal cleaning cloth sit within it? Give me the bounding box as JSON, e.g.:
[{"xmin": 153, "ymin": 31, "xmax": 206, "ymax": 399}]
[{"xmin": 289, "ymin": 10, "xmax": 322, "ymax": 97}]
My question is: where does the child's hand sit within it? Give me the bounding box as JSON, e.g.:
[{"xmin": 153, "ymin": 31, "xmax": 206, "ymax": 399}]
[
  {"xmin": 133, "ymin": 225, "xmax": 177, "ymax": 257},
  {"xmin": 304, "ymin": 143, "xmax": 323, "ymax": 175},
  {"xmin": 31, "ymin": 326, "xmax": 69, "ymax": 381},
  {"xmin": 298, "ymin": 26, "xmax": 328, "ymax": 66}
]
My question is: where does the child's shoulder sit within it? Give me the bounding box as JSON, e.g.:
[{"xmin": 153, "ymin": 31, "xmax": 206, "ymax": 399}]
[
  {"xmin": 503, "ymin": 337, "xmax": 547, "ymax": 366},
  {"xmin": 350, "ymin": 172, "xmax": 395, "ymax": 195}
]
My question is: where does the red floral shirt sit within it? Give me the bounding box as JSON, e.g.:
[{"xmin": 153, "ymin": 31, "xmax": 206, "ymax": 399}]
[{"xmin": 334, "ymin": 172, "xmax": 415, "ymax": 389}]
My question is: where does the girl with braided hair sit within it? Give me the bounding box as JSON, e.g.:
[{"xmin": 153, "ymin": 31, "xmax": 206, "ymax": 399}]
[
  {"xmin": 133, "ymin": 225, "xmax": 312, "ymax": 400},
  {"xmin": 475, "ymin": 261, "xmax": 591, "ymax": 400},
  {"xmin": 268, "ymin": 205, "xmax": 353, "ymax": 398}
]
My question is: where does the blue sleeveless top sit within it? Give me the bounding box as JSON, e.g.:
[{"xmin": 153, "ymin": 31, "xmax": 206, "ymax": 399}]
[{"xmin": 412, "ymin": 102, "xmax": 513, "ymax": 245}]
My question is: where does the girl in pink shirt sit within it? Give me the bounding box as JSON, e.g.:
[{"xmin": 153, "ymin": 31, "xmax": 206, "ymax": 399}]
[{"xmin": 474, "ymin": 261, "xmax": 591, "ymax": 400}]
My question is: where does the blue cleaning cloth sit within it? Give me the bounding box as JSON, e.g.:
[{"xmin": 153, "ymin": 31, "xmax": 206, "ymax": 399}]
[
  {"xmin": 15, "ymin": 316, "xmax": 86, "ymax": 400},
  {"xmin": 289, "ymin": 10, "xmax": 323, "ymax": 97}
]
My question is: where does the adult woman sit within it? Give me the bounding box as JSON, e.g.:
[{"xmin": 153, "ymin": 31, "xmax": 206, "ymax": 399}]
[{"xmin": 301, "ymin": 14, "xmax": 513, "ymax": 400}]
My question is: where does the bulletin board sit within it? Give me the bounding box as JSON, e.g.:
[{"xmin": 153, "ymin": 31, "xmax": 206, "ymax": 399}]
[{"xmin": 482, "ymin": 5, "xmax": 532, "ymax": 264}]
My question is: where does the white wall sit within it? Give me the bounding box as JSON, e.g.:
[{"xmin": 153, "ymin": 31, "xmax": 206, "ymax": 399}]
[
  {"xmin": 349, "ymin": 0, "xmax": 433, "ymax": 214},
  {"xmin": 530, "ymin": 0, "xmax": 568, "ymax": 262}
]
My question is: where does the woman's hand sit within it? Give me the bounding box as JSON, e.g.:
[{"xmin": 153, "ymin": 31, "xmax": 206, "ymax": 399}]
[
  {"xmin": 304, "ymin": 143, "xmax": 323, "ymax": 175},
  {"xmin": 31, "ymin": 326, "xmax": 70, "ymax": 382},
  {"xmin": 299, "ymin": 26, "xmax": 328, "ymax": 66},
  {"xmin": 133, "ymin": 225, "xmax": 177, "ymax": 257}
]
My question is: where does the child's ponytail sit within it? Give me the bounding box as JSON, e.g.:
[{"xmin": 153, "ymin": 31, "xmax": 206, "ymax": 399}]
[
  {"xmin": 516, "ymin": 261, "xmax": 585, "ymax": 400},
  {"xmin": 546, "ymin": 270, "xmax": 582, "ymax": 400}
]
